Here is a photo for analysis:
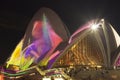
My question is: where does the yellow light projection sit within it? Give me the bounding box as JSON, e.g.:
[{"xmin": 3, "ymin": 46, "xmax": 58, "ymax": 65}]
[{"xmin": 7, "ymin": 39, "xmax": 23, "ymax": 68}]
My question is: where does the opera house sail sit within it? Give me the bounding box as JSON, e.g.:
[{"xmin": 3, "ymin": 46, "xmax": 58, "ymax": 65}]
[
  {"xmin": 52, "ymin": 19, "xmax": 120, "ymax": 69},
  {"xmin": 6, "ymin": 7, "xmax": 70, "ymax": 72}
]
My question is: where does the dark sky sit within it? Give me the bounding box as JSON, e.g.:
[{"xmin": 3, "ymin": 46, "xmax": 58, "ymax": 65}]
[{"xmin": 0, "ymin": 0, "xmax": 120, "ymax": 64}]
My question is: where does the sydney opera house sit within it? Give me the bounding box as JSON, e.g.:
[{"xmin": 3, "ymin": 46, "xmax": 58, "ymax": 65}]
[{"xmin": 1, "ymin": 8, "xmax": 120, "ymax": 80}]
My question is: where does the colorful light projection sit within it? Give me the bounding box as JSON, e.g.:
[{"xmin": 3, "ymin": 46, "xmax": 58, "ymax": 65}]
[
  {"xmin": 20, "ymin": 15, "xmax": 63, "ymax": 70},
  {"xmin": 24, "ymin": 16, "xmax": 52, "ymax": 63},
  {"xmin": 6, "ymin": 15, "xmax": 63, "ymax": 70},
  {"xmin": 6, "ymin": 8, "xmax": 69, "ymax": 71}
]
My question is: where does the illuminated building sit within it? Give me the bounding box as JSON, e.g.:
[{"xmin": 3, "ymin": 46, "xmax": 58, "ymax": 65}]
[
  {"xmin": 52, "ymin": 19, "xmax": 120, "ymax": 69},
  {"xmin": 1, "ymin": 8, "xmax": 120, "ymax": 80}
]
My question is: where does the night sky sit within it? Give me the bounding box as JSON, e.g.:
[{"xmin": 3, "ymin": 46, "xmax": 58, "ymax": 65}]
[{"xmin": 0, "ymin": 0, "xmax": 120, "ymax": 64}]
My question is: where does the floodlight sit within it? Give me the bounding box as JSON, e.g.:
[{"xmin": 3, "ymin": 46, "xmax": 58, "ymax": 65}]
[
  {"xmin": 54, "ymin": 78, "xmax": 64, "ymax": 80},
  {"xmin": 91, "ymin": 24, "xmax": 99, "ymax": 30},
  {"xmin": 42, "ymin": 77, "xmax": 51, "ymax": 80}
]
